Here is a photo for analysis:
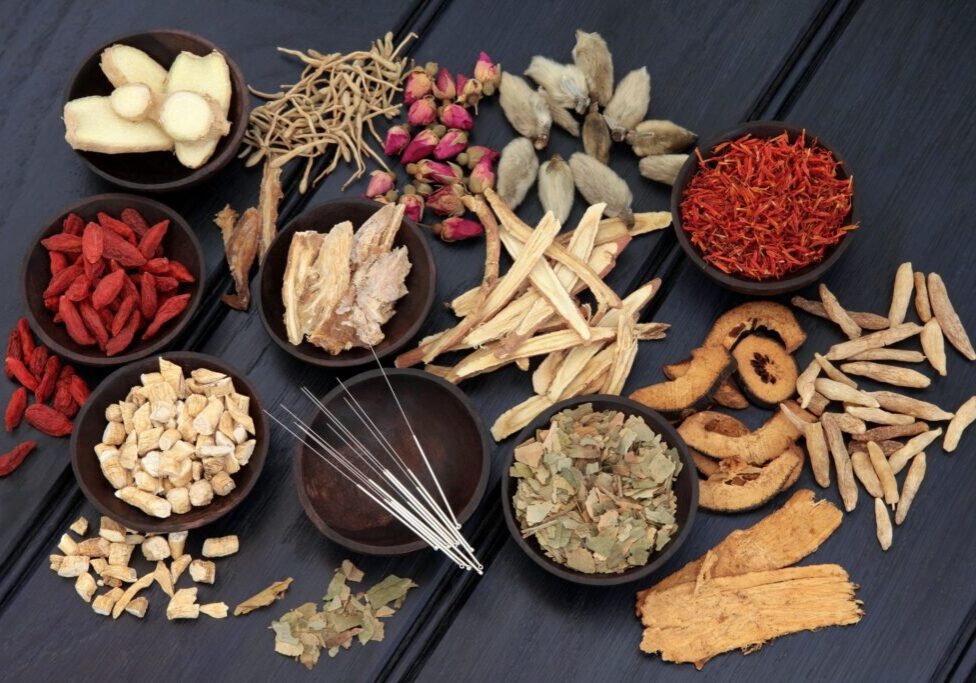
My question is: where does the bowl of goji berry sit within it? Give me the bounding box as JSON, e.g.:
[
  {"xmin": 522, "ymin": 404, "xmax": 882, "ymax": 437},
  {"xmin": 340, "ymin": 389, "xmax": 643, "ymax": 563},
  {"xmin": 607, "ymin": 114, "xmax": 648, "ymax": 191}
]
[{"xmin": 22, "ymin": 194, "xmax": 203, "ymax": 367}]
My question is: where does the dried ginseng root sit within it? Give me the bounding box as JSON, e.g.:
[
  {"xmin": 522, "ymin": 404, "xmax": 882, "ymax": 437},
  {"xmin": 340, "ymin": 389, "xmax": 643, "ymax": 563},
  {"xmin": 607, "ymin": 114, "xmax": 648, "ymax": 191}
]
[
  {"xmin": 804, "ymin": 422, "xmax": 831, "ymax": 488},
  {"xmin": 838, "ymin": 361, "xmax": 931, "ymax": 389},
  {"xmin": 927, "ymin": 273, "xmax": 975, "ymax": 360},
  {"xmin": 887, "ymin": 261, "xmax": 913, "ymax": 327},
  {"xmin": 791, "ymin": 297, "xmax": 890, "ymax": 331},
  {"xmin": 825, "ymin": 323, "xmax": 922, "ymax": 361},
  {"xmin": 914, "ymin": 271, "xmax": 932, "ymax": 322},
  {"xmin": 822, "ymin": 415, "xmax": 857, "ymax": 512},
  {"xmin": 850, "ymin": 452, "xmax": 883, "ymax": 498},
  {"xmin": 819, "ymin": 283, "xmax": 861, "ymax": 338},
  {"xmin": 895, "ymin": 453, "xmax": 926, "ymax": 525},
  {"xmin": 874, "ymin": 497, "xmax": 893, "ymax": 551},
  {"xmin": 919, "ymin": 318, "xmax": 947, "ymax": 376},
  {"xmin": 888, "ymin": 429, "xmax": 942, "ymax": 475},
  {"xmin": 944, "ymin": 396, "xmax": 976, "ymax": 452},
  {"xmin": 866, "ymin": 441, "xmax": 898, "ymax": 506}
]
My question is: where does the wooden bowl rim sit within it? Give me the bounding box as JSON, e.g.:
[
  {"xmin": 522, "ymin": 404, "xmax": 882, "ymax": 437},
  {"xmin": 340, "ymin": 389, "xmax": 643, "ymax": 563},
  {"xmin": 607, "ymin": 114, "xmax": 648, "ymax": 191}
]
[{"xmin": 294, "ymin": 367, "xmax": 490, "ymax": 555}]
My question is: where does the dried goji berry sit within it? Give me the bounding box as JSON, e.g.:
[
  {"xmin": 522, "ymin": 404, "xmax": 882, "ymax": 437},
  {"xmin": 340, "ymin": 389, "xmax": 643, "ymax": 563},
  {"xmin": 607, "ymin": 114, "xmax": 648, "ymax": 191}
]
[
  {"xmin": 111, "ymin": 294, "xmax": 137, "ymax": 336},
  {"xmin": 142, "ymin": 293, "xmax": 190, "ymax": 340},
  {"xmin": 120, "ymin": 207, "xmax": 151, "ymax": 236},
  {"xmin": 34, "ymin": 355, "xmax": 59, "ymax": 403},
  {"xmin": 16, "ymin": 318, "xmax": 34, "ymax": 358},
  {"xmin": 106, "ymin": 310, "xmax": 141, "ymax": 357},
  {"xmin": 44, "ymin": 296, "xmax": 59, "ymax": 312},
  {"xmin": 49, "ymin": 251, "xmax": 68, "ymax": 275},
  {"xmin": 58, "ymin": 297, "xmax": 96, "ymax": 346},
  {"xmin": 0, "ymin": 441, "xmax": 37, "ymax": 477},
  {"xmin": 69, "ymin": 375, "xmax": 90, "ymax": 406},
  {"xmin": 91, "ymin": 269, "xmax": 125, "ymax": 309},
  {"xmin": 28, "ymin": 345, "xmax": 48, "ymax": 377},
  {"xmin": 64, "ymin": 274, "xmax": 90, "ymax": 302},
  {"xmin": 138, "ymin": 220, "xmax": 169, "ymax": 259},
  {"xmin": 142, "ymin": 257, "xmax": 169, "ymax": 274},
  {"xmin": 98, "ymin": 211, "xmax": 137, "ymax": 243},
  {"xmin": 62, "ymin": 212, "xmax": 84, "ymax": 236},
  {"xmin": 52, "ymin": 381, "xmax": 75, "ymax": 417},
  {"xmin": 4, "ymin": 387, "xmax": 27, "ymax": 431},
  {"xmin": 155, "ymin": 276, "xmax": 180, "ymax": 292},
  {"xmin": 98, "ymin": 307, "xmax": 114, "ymax": 328},
  {"xmin": 44, "ymin": 263, "xmax": 83, "ymax": 298},
  {"xmin": 167, "ymin": 260, "xmax": 196, "ymax": 283},
  {"xmin": 82, "ymin": 222, "xmax": 104, "ymax": 263},
  {"xmin": 140, "ymin": 271, "xmax": 158, "ymax": 320},
  {"xmin": 25, "ymin": 404, "xmax": 72, "ymax": 437},
  {"xmin": 101, "ymin": 229, "xmax": 146, "ymax": 267},
  {"xmin": 40, "ymin": 233, "xmax": 83, "ymax": 254},
  {"xmin": 78, "ymin": 301, "xmax": 109, "ymax": 348},
  {"xmin": 5, "ymin": 330, "xmax": 21, "ymax": 379},
  {"xmin": 5, "ymin": 357, "xmax": 37, "ymax": 390}
]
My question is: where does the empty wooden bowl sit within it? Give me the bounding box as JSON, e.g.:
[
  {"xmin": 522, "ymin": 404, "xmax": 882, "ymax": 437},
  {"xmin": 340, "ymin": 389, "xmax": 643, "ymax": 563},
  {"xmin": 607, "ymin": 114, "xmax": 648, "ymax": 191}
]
[
  {"xmin": 70, "ymin": 352, "xmax": 269, "ymax": 533},
  {"xmin": 501, "ymin": 395, "xmax": 698, "ymax": 586},
  {"xmin": 295, "ymin": 368, "xmax": 489, "ymax": 554},
  {"xmin": 22, "ymin": 194, "xmax": 204, "ymax": 367},
  {"xmin": 64, "ymin": 30, "xmax": 248, "ymax": 192},
  {"xmin": 258, "ymin": 199, "xmax": 436, "ymax": 368},
  {"xmin": 671, "ymin": 120, "xmax": 857, "ymax": 296}
]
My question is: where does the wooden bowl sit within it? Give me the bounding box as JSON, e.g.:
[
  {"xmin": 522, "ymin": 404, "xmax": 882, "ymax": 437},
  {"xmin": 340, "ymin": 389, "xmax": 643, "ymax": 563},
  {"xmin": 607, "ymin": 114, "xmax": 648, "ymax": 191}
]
[
  {"xmin": 64, "ymin": 29, "xmax": 248, "ymax": 192},
  {"xmin": 295, "ymin": 368, "xmax": 490, "ymax": 554},
  {"xmin": 501, "ymin": 395, "xmax": 698, "ymax": 586},
  {"xmin": 70, "ymin": 352, "xmax": 269, "ymax": 533},
  {"xmin": 22, "ymin": 194, "xmax": 204, "ymax": 367},
  {"xmin": 672, "ymin": 120, "xmax": 858, "ymax": 296},
  {"xmin": 258, "ymin": 199, "xmax": 436, "ymax": 368}
]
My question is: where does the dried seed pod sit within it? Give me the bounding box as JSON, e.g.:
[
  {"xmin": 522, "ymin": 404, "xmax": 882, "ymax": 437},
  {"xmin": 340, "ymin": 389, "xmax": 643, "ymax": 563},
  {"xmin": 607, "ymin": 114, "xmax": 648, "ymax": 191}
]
[
  {"xmin": 819, "ymin": 284, "xmax": 861, "ymax": 339},
  {"xmin": 874, "ymin": 497, "xmax": 892, "ymax": 551},
  {"xmin": 796, "ymin": 360, "xmax": 820, "ymax": 409},
  {"xmin": 895, "ymin": 452, "xmax": 926, "ymax": 525},
  {"xmin": 540, "ymin": 88, "xmax": 580, "ymax": 136},
  {"xmin": 850, "ymin": 451, "xmax": 883, "ymax": 498},
  {"xmin": 919, "ymin": 318, "xmax": 947, "ymax": 376},
  {"xmin": 582, "ymin": 105, "xmax": 611, "ymax": 164},
  {"xmin": 887, "ymin": 262, "xmax": 913, "ymax": 327},
  {"xmin": 838, "ymin": 361, "xmax": 931, "ymax": 389},
  {"xmin": 927, "ymin": 273, "xmax": 975, "ymax": 360},
  {"xmin": 822, "ymin": 414, "xmax": 857, "ymax": 512},
  {"xmin": 569, "ymin": 152, "xmax": 633, "ymax": 224},
  {"xmin": 815, "ymin": 378, "xmax": 878, "ymax": 407},
  {"xmin": 888, "ymin": 428, "xmax": 942, "ymax": 475},
  {"xmin": 913, "ymin": 271, "xmax": 932, "ymax": 322},
  {"xmin": 537, "ymin": 155, "xmax": 575, "ymax": 225},
  {"xmin": 572, "ymin": 30, "xmax": 614, "ymax": 106},
  {"xmin": 814, "ymin": 353, "xmax": 856, "ymax": 387},
  {"xmin": 844, "ymin": 406, "xmax": 915, "ymax": 427},
  {"xmin": 867, "ymin": 441, "xmax": 898, "ymax": 506},
  {"xmin": 499, "ymin": 73, "xmax": 552, "ymax": 150},
  {"xmin": 825, "ymin": 323, "xmax": 922, "ymax": 361},
  {"xmin": 525, "ymin": 56, "xmax": 589, "ymax": 114},
  {"xmin": 803, "ymin": 421, "xmax": 831, "ymax": 488},
  {"xmin": 495, "ymin": 137, "xmax": 539, "ymax": 210},
  {"xmin": 944, "ymin": 396, "xmax": 976, "ymax": 452},
  {"xmin": 625, "ymin": 120, "xmax": 697, "ymax": 156},
  {"xmin": 638, "ymin": 154, "xmax": 687, "ymax": 186},
  {"xmin": 603, "ymin": 67, "xmax": 650, "ymax": 140}
]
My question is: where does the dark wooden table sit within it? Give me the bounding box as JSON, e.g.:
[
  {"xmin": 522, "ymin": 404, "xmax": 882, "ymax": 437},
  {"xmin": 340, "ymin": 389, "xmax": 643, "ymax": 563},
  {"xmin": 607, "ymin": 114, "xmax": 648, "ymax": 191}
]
[{"xmin": 1, "ymin": 1, "xmax": 974, "ymax": 680}]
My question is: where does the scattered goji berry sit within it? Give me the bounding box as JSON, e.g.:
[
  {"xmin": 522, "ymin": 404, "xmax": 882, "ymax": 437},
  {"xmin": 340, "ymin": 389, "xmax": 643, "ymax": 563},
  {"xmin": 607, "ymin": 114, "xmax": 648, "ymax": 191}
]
[
  {"xmin": 0, "ymin": 441, "xmax": 37, "ymax": 477},
  {"xmin": 140, "ymin": 271, "xmax": 158, "ymax": 319},
  {"xmin": 101, "ymin": 229, "xmax": 146, "ymax": 267},
  {"xmin": 6, "ymin": 329, "xmax": 22, "ymax": 378},
  {"xmin": 167, "ymin": 260, "xmax": 196, "ymax": 283},
  {"xmin": 142, "ymin": 293, "xmax": 190, "ymax": 340},
  {"xmin": 52, "ymin": 381, "xmax": 76, "ymax": 418},
  {"xmin": 138, "ymin": 220, "xmax": 169, "ymax": 259},
  {"xmin": 16, "ymin": 318, "xmax": 34, "ymax": 358},
  {"xmin": 58, "ymin": 297, "xmax": 96, "ymax": 346},
  {"xmin": 69, "ymin": 375, "xmax": 90, "ymax": 406},
  {"xmin": 111, "ymin": 294, "xmax": 137, "ymax": 336},
  {"xmin": 44, "ymin": 263, "xmax": 83, "ymax": 298},
  {"xmin": 40, "ymin": 233, "xmax": 83, "ymax": 254},
  {"xmin": 64, "ymin": 274, "xmax": 91, "ymax": 302},
  {"xmin": 82, "ymin": 222, "xmax": 104, "ymax": 263},
  {"xmin": 34, "ymin": 355, "xmax": 59, "ymax": 404},
  {"xmin": 155, "ymin": 276, "xmax": 180, "ymax": 292},
  {"xmin": 24, "ymin": 404, "xmax": 72, "ymax": 437},
  {"xmin": 91, "ymin": 269, "xmax": 126, "ymax": 309},
  {"xmin": 62, "ymin": 212, "xmax": 84, "ymax": 236},
  {"xmin": 49, "ymin": 251, "xmax": 68, "ymax": 275},
  {"xmin": 106, "ymin": 310, "xmax": 141, "ymax": 357},
  {"xmin": 120, "ymin": 207, "xmax": 150, "ymax": 236},
  {"xmin": 143, "ymin": 257, "xmax": 170, "ymax": 274},
  {"xmin": 5, "ymin": 357, "xmax": 37, "ymax": 390},
  {"xmin": 78, "ymin": 301, "xmax": 109, "ymax": 348},
  {"xmin": 44, "ymin": 296, "xmax": 59, "ymax": 312},
  {"xmin": 98, "ymin": 307, "xmax": 114, "ymax": 328},
  {"xmin": 4, "ymin": 387, "xmax": 27, "ymax": 431},
  {"xmin": 98, "ymin": 211, "xmax": 137, "ymax": 243},
  {"xmin": 28, "ymin": 346, "xmax": 48, "ymax": 377}
]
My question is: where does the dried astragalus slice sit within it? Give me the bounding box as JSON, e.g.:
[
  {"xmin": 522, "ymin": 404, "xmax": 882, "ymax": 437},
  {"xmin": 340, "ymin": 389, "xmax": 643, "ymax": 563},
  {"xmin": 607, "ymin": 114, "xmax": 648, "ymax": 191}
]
[
  {"xmin": 202, "ymin": 535, "xmax": 239, "ymax": 558},
  {"xmin": 167, "ymin": 587, "xmax": 200, "ymax": 620},
  {"xmin": 69, "ymin": 516, "xmax": 89, "ymax": 535},
  {"xmin": 200, "ymin": 602, "xmax": 229, "ymax": 619}
]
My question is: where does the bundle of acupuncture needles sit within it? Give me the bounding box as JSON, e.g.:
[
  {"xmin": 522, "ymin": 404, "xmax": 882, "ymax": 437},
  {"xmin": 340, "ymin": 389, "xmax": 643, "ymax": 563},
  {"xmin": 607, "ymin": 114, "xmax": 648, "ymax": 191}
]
[{"xmin": 267, "ymin": 353, "xmax": 482, "ymax": 573}]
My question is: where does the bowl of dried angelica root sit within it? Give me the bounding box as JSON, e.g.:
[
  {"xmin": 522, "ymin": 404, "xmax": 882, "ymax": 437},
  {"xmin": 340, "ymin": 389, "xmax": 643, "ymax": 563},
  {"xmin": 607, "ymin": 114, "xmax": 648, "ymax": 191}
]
[{"xmin": 502, "ymin": 396, "xmax": 698, "ymax": 586}]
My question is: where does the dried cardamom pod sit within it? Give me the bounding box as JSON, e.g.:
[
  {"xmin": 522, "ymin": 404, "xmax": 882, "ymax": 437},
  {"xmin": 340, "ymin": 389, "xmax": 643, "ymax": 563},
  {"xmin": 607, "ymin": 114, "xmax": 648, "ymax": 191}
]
[
  {"xmin": 572, "ymin": 30, "xmax": 614, "ymax": 107},
  {"xmin": 570, "ymin": 152, "xmax": 633, "ymax": 225},
  {"xmin": 582, "ymin": 105, "xmax": 611, "ymax": 164},
  {"xmin": 538, "ymin": 155, "xmax": 575, "ymax": 225},
  {"xmin": 540, "ymin": 88, "xmax": 580, "ymax": 137},
  {"xmin": 496, "ymin": 137, "xmax": 540, "ymax": 210},
  {"xmin": 603, "ymin": 66, "xmax": 650, "ymax": 141},
  {"xmin": 639, "ymin": 154, "xmax": 688, "ymax": 186},
  {"xmin": 525, "ymin": 56, "xmax": 590, "ymax": 114},
  {"xmin": 499, "ymin": 72, "xmax": 552, "ymax": 150},
  {"xmin": 625, "ymin": 120, "xmax": 697, "ymax": 157}
]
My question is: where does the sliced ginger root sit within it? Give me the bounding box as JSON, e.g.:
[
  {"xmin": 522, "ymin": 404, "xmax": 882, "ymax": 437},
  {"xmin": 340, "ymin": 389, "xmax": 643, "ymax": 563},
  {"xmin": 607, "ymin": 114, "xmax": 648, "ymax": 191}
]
[
  {"xmin": 110, "ymin": 83, "xmax": 154, "ymax": 121},
  {"xmin": 100, "ymin": 44, "xmax": 167, "ymax": 94},
  {"xmin": 157, "ymin": 91, "xmax": 229, "ymax": 142}
]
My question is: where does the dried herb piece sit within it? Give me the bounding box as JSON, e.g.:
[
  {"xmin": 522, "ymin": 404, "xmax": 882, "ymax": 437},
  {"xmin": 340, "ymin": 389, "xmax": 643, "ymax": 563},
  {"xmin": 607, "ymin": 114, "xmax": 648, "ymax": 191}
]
[
  {"xmin": 822, "ymin": 414, "xmax": 857, "ymax": 512},
  {"xmin": 888, "ymin": 429, "xmax": 942, "ymax": 475},
  {"xmin": 791, "ymin": 296, "xmax": 890, "ymax": 330},
  {"xmin": 927, "ymin": 273, "xmax": 975, "ymax": 360},
  {"xmin": 825, "ymin": 323, "xmax": 922, "ymax": 361},
  {"xmin": 678, "ymin": 409, "xmax": 804, "ymax": 466},
  {"xmin": 570, "ymin": 152, "xmax": 633, "ymax": 224},
  {"xmin": 214, "ymin": 205, "xmax": 261, "ymax": 311},
  {"xmin": 495, "ymin": 137, "xmax": 539, "ymax": 211},
  {"xmin": 499, "ymin": 73, "xmax": 552, "ymax": 149},
  {"xmin": 699, "ymin": 447, "xmax": 802, "ymax": 513},
  {"xmin": 625, "ymin": 120, "xmax": 697, "ymax": 157},
  {"xmin": 919, "ymin": 318, "xmax": 947, "ymax": 376},
  {"xmin": 804, "ymin": 422, "xmax": 831, "ymax": 488},
  {"xmin": 874, "ymin": 497, "xmax": 892, "ymax": 551},
  {"xmin": 537, "ymin": 155, "xmax": 574, "ymax": 225},
  {"xmin": 819, "ymin": 283, "xmax": 861, "ymax": 339},
  {"xmin": 913, "ymin": 271, "xmax": 932, "ymax": 322},
  {"xmin": 944, "ymin": 396, "xmax": 976, "ymax": 452},
  {"xmin": 525, "ymin": 56, "xmax": 589, "ymax": 114},
  {"xmin": 572, "ymin": 30, "xmax": 614, "ymax": 106},
  {"xmin": 887, "ymin": 262, "xmax": 913, "ymax": 327},
  {"xmin": 638, "ymin": 154, "xmax": 687, "ymax": 186},
  {"xmin": 895, "ymin": 453, "xmax": 926, "ymax": 525},
  {"xmin": 603, "ymin": 67, "xmax": 650, "ymax": 141},
  {"xmin": 582, "ymin": 105, "xmax": 611, "ymax": 164},
  {"xmin": 838, "ymin": 361, "xmax": 930, "ymax": 389},
  {"xmin": 234, "ymin": 578, "xmax": 293, "ymax": 616},
  {"xmin": 850, "ymin": 451, "xmax": 883, "ymax": 498}
]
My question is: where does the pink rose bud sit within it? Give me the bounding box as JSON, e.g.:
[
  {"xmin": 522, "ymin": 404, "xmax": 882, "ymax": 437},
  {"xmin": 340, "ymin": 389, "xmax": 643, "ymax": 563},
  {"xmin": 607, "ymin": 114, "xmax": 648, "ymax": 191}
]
[
  {"xmin": 432, "ymin": 67, "xmax": 456, "ymax": 100},
  {"xmin": 398, "ymin": 193, "xmax": 425, "ymax": 223},
  {"xmin": 407, "ymin": 96, "xmax": 438, "ymax": 127},
  {"xmin": 403, "ymin": 67, "xmax": 432, "ymax": 105},
  {"xmin": 457, "ymin": 77, "xmax": 483, "ymax": 108},
  {"xmin": 383, "ymin": 124, "xmax": 412, "ymax": 156},
  {"xmin": 427, "ymin": 184, "xmax": 467, "ymax": 217},
  {"xmin": 365, "ymin": 170, "xmax": 396, "ymax": 198},
  {"xmin": 439, "ymin": 103, "xmax": 474, "ymax": 131},
  {"xmin": 433, "ymin": 129, "xmax": 469, "ymax": 160},
  {"xmin": 400, "ymin": 129, "xmax": 441, "ymax": 164},
  {"xmin": 468, "ymin": 157, "xmax": 495, "ymax": 194},
  {"xmin": 474, "ymin": 52, "xmax": 501, "ymax": 94},
  {"xmin": 464, "ymin": 145, "xmax": 498, "ymax": 169},
  {"xmin": 435, "ymin": 217, "xmax": 484, "ymax": 242},
  {"xmin": 411, "ymin": 159, "xmax": 463, "ymax": 185},
  {"xmin": 456, "ymin": 73, "xmax": 468, "ymax": 94}
]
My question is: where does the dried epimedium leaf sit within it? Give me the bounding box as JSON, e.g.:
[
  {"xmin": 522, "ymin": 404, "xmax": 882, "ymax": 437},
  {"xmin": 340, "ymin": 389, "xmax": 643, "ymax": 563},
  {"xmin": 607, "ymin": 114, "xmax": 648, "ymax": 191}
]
[{"xmin": 234, "ymin": 577, "xmax": 293, "ymax": 616}]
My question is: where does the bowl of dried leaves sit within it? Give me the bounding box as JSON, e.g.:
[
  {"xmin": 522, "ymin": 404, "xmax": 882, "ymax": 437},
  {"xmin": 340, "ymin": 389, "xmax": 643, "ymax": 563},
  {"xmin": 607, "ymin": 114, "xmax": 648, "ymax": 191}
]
[
  {"xmin": 502, "ymin": 396, "xmax": 698, "ymax": 586},
  {"xmin": 258, "ymin": 199, "xmax": 436, "ymax": 368}
]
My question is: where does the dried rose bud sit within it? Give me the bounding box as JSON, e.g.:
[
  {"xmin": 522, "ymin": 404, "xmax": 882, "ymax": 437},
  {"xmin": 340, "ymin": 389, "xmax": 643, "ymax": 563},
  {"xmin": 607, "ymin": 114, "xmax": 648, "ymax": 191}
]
[
  {"xmin": 411, "ymin": 159, "xmax": 464, "ymax": 185},
  {"xmin": 455, "ymin": 73, "xmax": 469, "ymax": 97},
  {"xmin": 439, "ymin": 103, "xmax": 474, "ymax": 131},
  {"xmin": 433, "ymin": 129, "xmax": 469, "ymax": 160},
  {"xmin": 398, "ymin": 193, "xmax": 425, "ymax": 223},
  {"xmin": 415, "ymin": 182, "xmax": 434, "ymax": 196},
  {"xmin": 403, "ymin": 67, "xmax": 433, "ymax": 105},
  {"xmin": 427, "ymin": 184, "xmax": 467, "ymax": 217},
  {"xmin": 400, "ymin": 129, "xmax": 441, "ymax": 164},
  {"xmin": 365, "ymin": 170, "xmax": 396, "ymax": 198},
  {"xmin": 407, "ymin": 96, "xmax": 438, "ymax": 127},
  {"xmin": 435, "ymin": 216, "xmax": 484, "ymax": 242},
  {"xmin": 432, "ymin": 67, "xmax": 456, "ymax": 100},
  {"xmin": 423, "ymin": 61, "xmax": 439, "ymax": 76},
  {"xmin": 428, "ymin": 123, "xmax": 447, "ymax": 138},
  {"xmin": 468, "ymin": 156, "xmax": 495, "ymax": 194},
  {"xmin": 465, "ymin": 145, "xmax": 499, "ymax": 169},
  {"xmin": 457, "ymin": 77, "xmax": 483, "ymax": 108},
  {"xmin": 474, "ymin": 51, "xmax": 501, "ymax": 95},
  {"xmin": 383, "ymin": 124, "xmax": 412, "ymax": 156}
]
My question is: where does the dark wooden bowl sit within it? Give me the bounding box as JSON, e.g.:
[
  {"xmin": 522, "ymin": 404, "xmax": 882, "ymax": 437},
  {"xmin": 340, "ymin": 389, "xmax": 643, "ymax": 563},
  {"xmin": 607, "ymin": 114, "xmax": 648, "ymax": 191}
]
[
  {"xmin": 22, "ymin": 194, "xmax": 203, "ymax": 367},
  {"xmin": 672, "ymin": 120, "xmax": 858, "ymax": 296},
  {"xmin": 295, "ymin": 368, "xmax": 490, "ymax": 554},
  {"xmin": 501, "ymin": 395, "xmax": 698, "ymax": 586},
  {"xmin": 64, "ymin": 30, "xmax": 248, "ymax": 193},
  {"xmin": 70, "ymin": 352, "xmax": 269, "ymax": 533},
  {"xmin": 258, "ymin": 199, "xmax": 436, "ymax": 368}
]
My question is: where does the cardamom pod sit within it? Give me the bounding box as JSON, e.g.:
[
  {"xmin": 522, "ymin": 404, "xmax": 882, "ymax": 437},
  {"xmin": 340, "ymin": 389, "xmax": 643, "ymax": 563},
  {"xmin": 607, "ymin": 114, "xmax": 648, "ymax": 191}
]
[
  {"xmin": 569, "ymin": 152, "xmax": 633, "ymax": 225},
  {"xmin": 496, "ymin": 137, "xmax": 540, "ymax": 210},
  {"xmin": 582, "ymin": 105, "xmax": 611, "ymax": 164},
  {"xmin": 525, "ymin": 56, "xmax": 590, "ymax": 114},
  {"xmin": 603, "ymin": 67, "xmax": 650, "ymax": 141},
  {"xmin": 572, "ymin": 30, "xmax": 614, "ymax": 107},
  {"xmin": 638, "ymin": 153, "xmax": 687, "ymax": 186},
  {"xmin": 625, "ymin": 120, "xmax": 697, "ymax": 156},
  {"xmin": 540, "ymin": 88, "xmax": 580, "ymax": 137},
  {"xmin": 499, "ymin": 73, "xmax": 552, "ymax": 150},
  {"xmin": 538, "ymin": 155, "xmax": 575, "ymax": 225}
]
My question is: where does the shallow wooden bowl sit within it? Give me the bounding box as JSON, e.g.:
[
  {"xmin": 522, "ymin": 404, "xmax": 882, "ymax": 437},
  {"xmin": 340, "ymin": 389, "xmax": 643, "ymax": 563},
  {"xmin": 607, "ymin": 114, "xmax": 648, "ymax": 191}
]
[
  {"xmin": 258, "ymin": 199, "xmax": 436, "ymax": 368},
  {"xmin": 64, "ymin": 29, "xmax": 248, "ymax": 192},
  {"xmin": 70, "ymin": 352, "xmax": 269, "ymax": 533},
  {"xmin": 501, "ymin": 395, "xmax": 698, "ymax": 587},
  {"xmin": 672, "ymin": 120, "xmax": 858, "ymax": 296},
  {"xmin": 22, "ymin": 193, "xmax": 204, "ymax": 367},
  {"xmin": 295, "ymin": 368, "xmax": 489, "ymax": 554}
]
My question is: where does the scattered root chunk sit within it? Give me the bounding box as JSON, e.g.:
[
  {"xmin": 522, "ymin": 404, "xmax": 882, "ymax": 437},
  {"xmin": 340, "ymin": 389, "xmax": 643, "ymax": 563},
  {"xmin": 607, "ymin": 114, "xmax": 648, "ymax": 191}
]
[
  {"xmin": 874, "ymin": 497, "xmax": 892, "ymax": 551},
  {"xmin": 202, "ymin": 535, "xmax": 239, "ymax": 558},
  {"xmin": 895, "ymin": 454, "xmax": 926, "ymax": 525},
  {"xmin": 927, "ymin": 273, "xmax": 975, "ymax": 360},
  {"xmin": 944, "ymin": 396, "xmax": 976, "ymax": 452}
]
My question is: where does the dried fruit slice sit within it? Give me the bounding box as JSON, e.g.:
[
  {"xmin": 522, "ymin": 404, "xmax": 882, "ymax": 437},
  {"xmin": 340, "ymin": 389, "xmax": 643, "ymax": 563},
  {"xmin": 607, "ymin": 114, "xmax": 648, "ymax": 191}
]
[
  {"xmin": 731, "ymin": 335, "xmax": 798, "ymax": 408},
  {"xmin": 629, "ymin": 346, "xmax": 735, "ymax": 419},
  {"xmin": 662, "ymin": 359, "xmax": 748, "ymax": 409},
  {"xmin": 702, "ymin": 301, "xmax": 806, "ymax": 352},
  {"xmin": 678, "ymin": 410, "xmax": 802, "ymax": 465},
  {"xmin": 687, "ymin": 413, "xmax": 749, "ymax": 477},
  {"xmin": 698, "ymin": 446, "xmax": 802, "ymax": 513}
]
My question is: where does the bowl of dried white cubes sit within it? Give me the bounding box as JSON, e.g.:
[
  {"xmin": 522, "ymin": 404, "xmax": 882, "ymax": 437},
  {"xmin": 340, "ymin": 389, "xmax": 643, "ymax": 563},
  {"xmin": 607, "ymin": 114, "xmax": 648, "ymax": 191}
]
[{"xmin": 70, "ymin": 352, "xmax": 267, "ymax": 532}]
